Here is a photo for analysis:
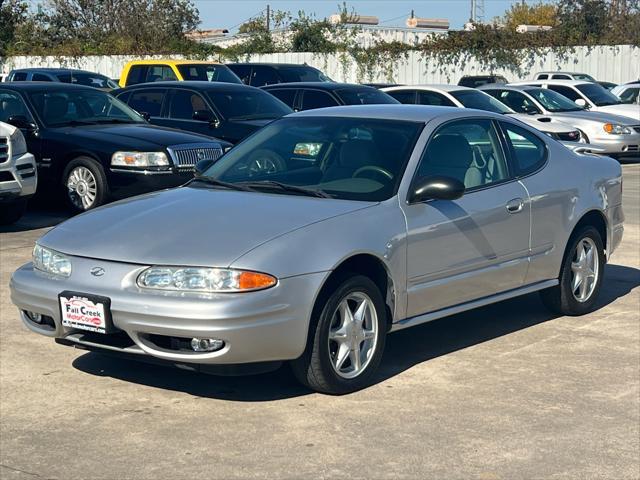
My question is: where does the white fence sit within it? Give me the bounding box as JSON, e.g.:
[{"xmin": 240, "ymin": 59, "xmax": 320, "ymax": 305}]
[{"xmin": 2, "ymin": 45, "xmax": 639, "ymax": 84}]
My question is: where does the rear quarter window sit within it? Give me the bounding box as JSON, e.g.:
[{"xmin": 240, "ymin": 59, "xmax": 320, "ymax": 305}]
[{"xmin": 501, "ymin": 122, "xmax": 547, "ymax": 176}]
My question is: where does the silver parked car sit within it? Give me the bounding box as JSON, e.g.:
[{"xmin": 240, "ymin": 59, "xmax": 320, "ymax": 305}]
[
  {"xmin": 11, "ymin": 106, "xmax": 624, "ymax": 394},
  {"xmin": 479, "ymin": 84, "xmax": 640, "ymax": 159}
]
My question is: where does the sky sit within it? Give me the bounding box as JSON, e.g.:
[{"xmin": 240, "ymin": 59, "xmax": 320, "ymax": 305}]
[{"xmin": 193, "ymin": 0, "xmax": 554, "ymax": 32}]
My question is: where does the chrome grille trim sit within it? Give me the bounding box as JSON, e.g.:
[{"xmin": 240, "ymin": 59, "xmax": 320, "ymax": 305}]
[
  {"xmin": 167, "ymin": 143, "xmax": 224, "ymax": 170},
  {"xmin": 0, "ymin": 137, "xmax": 8, "ymax": 164}
]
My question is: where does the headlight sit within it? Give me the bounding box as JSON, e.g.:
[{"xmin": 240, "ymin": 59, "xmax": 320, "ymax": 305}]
[
  {"xmin": 137, "ymin": 267, "xmax": 277, "ymax": 293},
  {"xmin": 223, "ymin": 146, "xmax": 233, "ymax": 154},
  {"xmin": 32, "ymin": 244, "xmax": 72, "ymax": 277},
  {"xmin": 10, "ymin": 128, "xmax": 28, "ymax": 156},
  {"xmin": 603, "ymin": 123, "xmax": 632, "ymax": 135},
  {"xmin": 111, "ymin": 151, "xmax": 169, "ymax": 168}
]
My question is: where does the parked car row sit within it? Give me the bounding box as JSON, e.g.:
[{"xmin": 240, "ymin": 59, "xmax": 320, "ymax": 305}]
[{"xmin": 1, "ymin": 61, "xmax": 638, "ymax": 224}]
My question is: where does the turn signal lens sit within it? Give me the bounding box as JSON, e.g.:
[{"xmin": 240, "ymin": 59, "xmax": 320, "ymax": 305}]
[
  {"xmin": 237, "ymin": 271, "xmax": 277, "ymax": 290},
  {"xmin": 603, "ymin": 123, "xmax": 631, "ymax": 135},
  {"xmin": 137, "ymin": 267, "xmax": 277, "ymax": 293}
]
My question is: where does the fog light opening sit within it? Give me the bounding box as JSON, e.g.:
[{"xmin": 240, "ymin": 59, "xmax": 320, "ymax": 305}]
[
  {"xmin": 190, "ymin": 338, "xmax": 224, "ymax": 352},
  {"xmin": 24, "ymin": 311, "xmax": 42, "ymax": 324}
]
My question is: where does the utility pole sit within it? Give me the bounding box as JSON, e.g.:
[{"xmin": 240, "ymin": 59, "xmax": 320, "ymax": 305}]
[
  {"xmin": 411, "ymin": 9, "xmax": 414, "ymax": 19},
  {"xmin": 266, "ymin": 4, "xmax": 270, "ymax": 31},
  {"xmin": 470, "ymin": 0, "xmax": 485, "ymax": 22}
]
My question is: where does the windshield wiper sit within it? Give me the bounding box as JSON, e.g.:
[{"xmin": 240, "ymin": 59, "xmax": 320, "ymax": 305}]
[
  {"xmin": 49, "ymin": 119, "xmax": 98, "ymax": 127},
  {"xmin": 93, "ymin": 118, "xmax": 139, "ymax": 124},
  {"xmin": 189, "ymin": 176, "xmax": 256, "ymax": 192},
  {"xmin": 238, "ymin": 180, "xmax": 332, "ymax": 198}
]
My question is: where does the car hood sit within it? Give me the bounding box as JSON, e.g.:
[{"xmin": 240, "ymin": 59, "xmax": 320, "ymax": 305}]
[
  {"xmin": 545, "ymin": 110, "xmax": 637, "ymax": 125},
  {"xmin": 510, "ymin": 113, "xmax": 576, "ymax": 133},
  {"xmin": 39, "ymin": 186, "xmax": 373, "ymax": 267},
  {"xmin": 55, "ymin": 124, "xmax": 227, "ymax": 149},
  {"xmin": 597, "ymin": 104, "xmax": 640, "ymax": 121}
]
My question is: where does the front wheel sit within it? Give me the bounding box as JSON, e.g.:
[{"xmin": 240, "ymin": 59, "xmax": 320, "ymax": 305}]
[
  {"xmin": 62, "ymin": 157, "xmax": 108, "ymax": 212},
  {"xmin": 291, "ymin": 275, "xmax": 387, "ymax": 394},
  {"xmin": 540, "ymin": 226, "xmax": 605, "ymax": 315}
]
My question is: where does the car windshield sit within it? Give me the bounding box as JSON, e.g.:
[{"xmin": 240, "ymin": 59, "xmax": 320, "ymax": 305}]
[
  {"xmin": 202, "ymin": 116, "xmax": 423, "ymax": 201},
  {"xmin": 176, "ymin": 64, "xmax": 243, "ymax": 84},
  {"xmin": 524, "ymin": 88, "xmax": 584, "ymax": 112},
  {"xmin": 450, "ymin": 90, "xmax": 513, "ymax": 113},
  {"xmin": 278, "ymin": 67, "xmax": 333, "ymax": 83},
  {"xmin": 574, "ymin": 73, "xmax": 596, "ymax": 81},
  {"xmin": 335, "ymin": 88, "xmax": 399, "ymax": 105},
  {"xmin": 56, "ymin": 72, "xmax": 119, "ymax": 90},
  {"xmin": 206, "ymin": 90, "xmax": 292, "ymax": 120},
  {"xmin": 28, "ymin": 89, "xmax": 145, "ymax": 127},
  {"xmin": 576, "ymin": 83, "xmax": 621, "ymax": 106}
]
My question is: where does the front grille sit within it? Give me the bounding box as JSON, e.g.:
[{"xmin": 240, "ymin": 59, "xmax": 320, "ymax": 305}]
[
  {"xmin": 168, "ymin": 143, "xmax": 223, "ymax": 170},
  {"xmin": 0, "ymin": 137, "xmax": 8, "ymax": 164}
]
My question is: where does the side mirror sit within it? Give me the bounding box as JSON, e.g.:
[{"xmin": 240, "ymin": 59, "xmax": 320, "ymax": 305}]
[
  {"xmin": 193, "ymin": 110, "xmax": 215, "ymax": 123},
  {"xmin": 409, "ymin": 175, "xmax": 465, "ymax": 203},
  {"xmin": 194, "ymin": 158, "xmax": 216, "ymax": 176},
  {"xmin": 7, "ymin": 115, "xmax": 37, "ymax": 131},
  {"xmin": 574, "ymin": 98, "xmax": 588, "ymax": 108}
]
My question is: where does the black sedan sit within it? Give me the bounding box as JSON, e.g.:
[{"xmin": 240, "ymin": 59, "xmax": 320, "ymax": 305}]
[
  {"xmin": 0, "ymin": 83, "xmax": 231, "ymax": 212},
  {"xmin": 261, "ymin": 82, "xmax": 399, "ymax": 111},
  {"xmin": 113, "ymin": 82, "xmax": 292, "ymax": 144}
]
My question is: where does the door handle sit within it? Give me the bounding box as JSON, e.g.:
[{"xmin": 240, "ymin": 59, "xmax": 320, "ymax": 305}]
[{"xmin": 506, "ymin": 198, "xmax": 525, "ymax": 214}]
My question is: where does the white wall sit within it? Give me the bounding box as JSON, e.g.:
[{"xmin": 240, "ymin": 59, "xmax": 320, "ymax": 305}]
[{"xmin": 2, "ymin": 45, "xmax": 638, "ymax": 84}]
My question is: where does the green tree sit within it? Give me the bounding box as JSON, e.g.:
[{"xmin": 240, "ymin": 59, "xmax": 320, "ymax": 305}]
[
  {"xmin": 0, "ymin": 0, "xmax": 29, "ymax": 55},
  {"xmin": 501, "ymin": 1, "xmax": 558, "ymax": 29}
]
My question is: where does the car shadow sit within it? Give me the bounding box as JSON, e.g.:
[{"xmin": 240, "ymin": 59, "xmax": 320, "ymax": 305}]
[
  {"xmin": 0, "ymin": 203, "xmax": 71, "ymax": 233},
  {"xmin": 71, "ymin": 264, "xmax": 639, "ymax": 401}
]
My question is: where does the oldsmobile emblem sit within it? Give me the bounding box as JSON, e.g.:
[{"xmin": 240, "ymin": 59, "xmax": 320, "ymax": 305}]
[{"xmin": 90, "ymin": 267, "xmax": 105, "ymax": 277}]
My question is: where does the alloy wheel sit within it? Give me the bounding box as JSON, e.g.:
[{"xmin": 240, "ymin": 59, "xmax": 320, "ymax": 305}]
[
  {"xmin": 327, "ymin": 292, "xmax": 379, "ymax": 379},
  {"xmin": 66, "ymin": 166, "xmax": 98, "ymax": 210},
  {"xmin": 571, "ymin": 237, "xmax": 599, "ymax": 303}
]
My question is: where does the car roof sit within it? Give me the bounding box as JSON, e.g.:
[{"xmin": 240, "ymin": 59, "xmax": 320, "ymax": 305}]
[
  {"xmin": 290, "ymin": 104, "xmax": 503, "ymax": 122},
  {"xmin": 460, "ymin": 75, "xmax": 506, "ymax": 79},
  {"xmin": 478, "ymin": 84, "xmax": 535, "ymax": 92},
  {"xmin": 227, "ymin": 63, "xmax": 318, "ymax": 69},
  {"xmin": 0, "ymin": 81, "xmax": 98, "ymax": 92},
  {"xmin": 119, "ymin": 81, "xmax": 261, "ymax": 92},
  {"xmin": 383, "ymin": 84, "xmax": 473, "ymax": 93},
  {"xmin": 536, "ymin": 71, "xmax": 589, "ymax": 75},
  {"xmin": 512, "ymin": 79, "xmax": 592, "ymax": 86},
  {"xmin": 124, "ymin": 60, "xmax": 223, "ymax": 66},
  {"xmin": 262, "ymin": 82, "xmax": 370, "ymax": 91},
  {"xmin": 10, "ymin": 68, "xmax": 107, "ymax": 75}
]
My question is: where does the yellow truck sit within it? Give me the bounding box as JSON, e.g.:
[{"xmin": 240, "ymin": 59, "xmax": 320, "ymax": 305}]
[{"xmin": 118, "ymin": 60, "xmax": 242, "ymax": 87}]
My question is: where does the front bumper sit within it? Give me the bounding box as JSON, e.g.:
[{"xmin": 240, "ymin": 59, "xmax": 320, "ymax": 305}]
[
  {"xmin": 0, "ymin": 152, "xmax": 37, "ymax": 200},
  {"xmin": 10, "ymin": 258, "xmax": 327, "ymax": 365},
  {"xmin": 107, "ymin": 168, "xmax": 194, "ymax": 200},
  {"xmin": 589, "ymin": 132, "xmax": 640, "ymax": 156}
]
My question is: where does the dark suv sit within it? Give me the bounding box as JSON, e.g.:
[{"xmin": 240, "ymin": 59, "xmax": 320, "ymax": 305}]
[
  {"xmin": 6, "ymin": 68, "xmax": 118, "ymax": 91},
  {"xmin": 227, "ymin": 63, "xmax": 332, "ymax": 87},
  {"xmin": 114, "ymin": 82, "xmax": 292, "ymax": 144}
]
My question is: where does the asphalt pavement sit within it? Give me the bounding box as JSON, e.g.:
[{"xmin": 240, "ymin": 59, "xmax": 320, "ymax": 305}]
[{"xmin": 1, "ymin": 164, "xmax": 638, "ymax": 479}]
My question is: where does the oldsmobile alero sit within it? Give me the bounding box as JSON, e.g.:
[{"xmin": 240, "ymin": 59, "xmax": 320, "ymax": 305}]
[{"xmin": 10, "ymin": 105, "xmax": 624, "ymax": 394}]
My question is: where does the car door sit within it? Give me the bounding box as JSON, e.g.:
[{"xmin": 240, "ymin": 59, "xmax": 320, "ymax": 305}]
[
  {"xmin": 299, "ymin": 89, "xmax": 340, "ymax": 110},
  {"xmin": 265, "ymin": 88, "xmax": 299, "ymax": 110},
  {"xmin": 250, "ymin": 66, "xmax": 279, "ymax": 87},
  {"xmin": 165, "ymin": 88, "xmax": 222, "ymax": 138},
  {"xmin": 402, "ymin": 118, "xmax": 531, "ymax": 316},
  {"xmin": 545, "ymin": 84, "xmax": 592, "ymax": 108},
  {"xmin": 126, "ymin": 88, "xmax": 167, "ymax": 123}
]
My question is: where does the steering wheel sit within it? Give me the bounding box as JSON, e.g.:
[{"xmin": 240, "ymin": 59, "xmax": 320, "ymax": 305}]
[
  {"xmin": 246, "ymin": 149, "xmax": 286, "ymax": 177},
  {"xmin": 352, "ymin": 165, "xmax": 394, "ymax": 182}
]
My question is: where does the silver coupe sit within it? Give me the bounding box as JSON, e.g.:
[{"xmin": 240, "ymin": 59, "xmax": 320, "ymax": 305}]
[{"xmin": 11, "ymin": 106, "xmax": 625, "ymax": 394}]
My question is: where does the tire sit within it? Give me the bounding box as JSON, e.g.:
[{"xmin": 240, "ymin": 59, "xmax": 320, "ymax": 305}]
[
  {"xmin": 62, "ymin": 157, "xmax": 109, "ymax": 212},
  {"xmin": 540, "ymin": 226, "xmax": 605, "ymax": 316},
  {"xmin": 0, "ymin": 198, "xmax": 27, "ymax": 225},
  {"xmin": 291, "ymin": 275, "xmax": 387, "ymax": 395}
]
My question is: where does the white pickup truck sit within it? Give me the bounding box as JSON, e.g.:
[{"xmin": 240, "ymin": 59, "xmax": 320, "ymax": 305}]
[{"xmin": 0, "ymin": 121, "xmax": 37, "ymax": 224}]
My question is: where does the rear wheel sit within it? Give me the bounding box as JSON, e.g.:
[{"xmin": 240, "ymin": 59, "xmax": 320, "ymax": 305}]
[
  {"xmin": 62, "ymin": 157, "xmax": 108, "ymax": 212},
  {"xmin": 291, "ymin": 275, "xmax": 387, "ymax": 394},
  {"xmin": 540, "ymin": 226, "xmax": 605, "ymax": 315}
]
